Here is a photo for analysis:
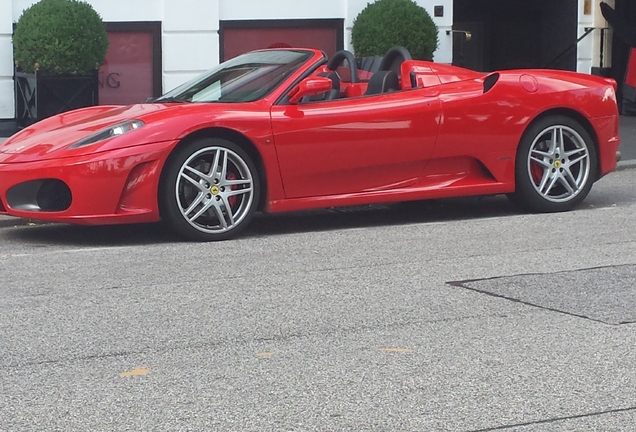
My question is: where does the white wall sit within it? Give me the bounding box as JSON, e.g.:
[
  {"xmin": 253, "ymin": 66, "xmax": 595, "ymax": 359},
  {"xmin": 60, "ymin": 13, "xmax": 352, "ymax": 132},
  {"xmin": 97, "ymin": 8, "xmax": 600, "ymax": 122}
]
[
  {"xmin": 576, "ymin": 0, "xmax": 604, "ymax": 73},
  {"xmin": 577, "ymin": 0, "xmax": 607, "ymax": 74},
  {"xmin": 220, "ymin": 0, "xmax": 345, "ymax": 20}
]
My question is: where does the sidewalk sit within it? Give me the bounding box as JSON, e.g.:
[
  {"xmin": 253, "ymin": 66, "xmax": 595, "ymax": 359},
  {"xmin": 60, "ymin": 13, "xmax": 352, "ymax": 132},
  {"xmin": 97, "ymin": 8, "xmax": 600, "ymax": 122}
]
[
  {"xmin": 1, "ymin": 116, "xmax": 636, "ymax": 229},
  {"xmin": 618, "ymin": 114, "xmax": 636, "ymax": 161}
]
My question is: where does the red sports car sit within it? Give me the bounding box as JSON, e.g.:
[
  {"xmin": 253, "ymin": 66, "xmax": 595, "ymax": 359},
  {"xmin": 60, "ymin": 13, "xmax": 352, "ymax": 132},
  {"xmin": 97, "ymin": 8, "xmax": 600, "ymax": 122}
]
[{"xmin": 0, "ymin": 47, "xmax": 621, "ymax": 241}]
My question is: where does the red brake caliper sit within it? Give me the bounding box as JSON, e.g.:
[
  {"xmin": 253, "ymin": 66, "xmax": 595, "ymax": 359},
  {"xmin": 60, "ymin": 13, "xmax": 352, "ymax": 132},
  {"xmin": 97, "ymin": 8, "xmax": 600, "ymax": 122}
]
[
  {"xmin": 530, "ymin": 162, "xmax": 543, "ymax": 184},
  {"xmin": 227, "ymin": 171, "xmax": 238, "ymax": 208}
]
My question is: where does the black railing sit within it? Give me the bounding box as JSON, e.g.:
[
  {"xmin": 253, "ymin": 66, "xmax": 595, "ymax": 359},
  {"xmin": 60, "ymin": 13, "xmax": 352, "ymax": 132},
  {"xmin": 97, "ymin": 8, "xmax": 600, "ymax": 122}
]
[
  {"xmin": 544, "ymin": 27, "xmax": 595, "ymax": 69},
  {"xmin": 15, "ymin": 70, "xmax": 99, "ymax": 128}
]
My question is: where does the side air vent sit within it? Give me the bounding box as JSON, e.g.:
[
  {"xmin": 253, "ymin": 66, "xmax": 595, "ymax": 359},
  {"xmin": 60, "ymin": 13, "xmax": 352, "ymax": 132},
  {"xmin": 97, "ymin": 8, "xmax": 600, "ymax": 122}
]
[{"xmin": 483, "ymin": 73, "xmax": 500, "ymax": 93}]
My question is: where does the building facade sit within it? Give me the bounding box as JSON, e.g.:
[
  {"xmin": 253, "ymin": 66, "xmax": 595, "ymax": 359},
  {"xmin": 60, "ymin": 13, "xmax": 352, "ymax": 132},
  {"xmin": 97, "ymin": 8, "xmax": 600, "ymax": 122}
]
[{"xmin": 0, "ymin": 0, "xmax": 617, "ymax": 133}]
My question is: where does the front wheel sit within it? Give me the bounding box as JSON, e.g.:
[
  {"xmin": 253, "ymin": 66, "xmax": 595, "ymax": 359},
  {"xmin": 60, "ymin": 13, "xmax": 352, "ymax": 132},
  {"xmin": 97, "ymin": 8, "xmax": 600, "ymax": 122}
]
[
  {"xmin": 160, "ymin": 138, "xmax": 260, "ymax": 241},
  {"xmin": 509, "ymin": 115, "xmax": 597, "ymax": 212}
]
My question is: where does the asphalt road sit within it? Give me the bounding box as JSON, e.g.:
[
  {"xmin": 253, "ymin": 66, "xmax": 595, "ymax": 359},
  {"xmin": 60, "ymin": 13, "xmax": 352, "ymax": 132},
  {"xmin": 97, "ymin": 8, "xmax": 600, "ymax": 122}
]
[{"xmin": 1, "ymin": 167, "xmax": 636, "ymax": 431}]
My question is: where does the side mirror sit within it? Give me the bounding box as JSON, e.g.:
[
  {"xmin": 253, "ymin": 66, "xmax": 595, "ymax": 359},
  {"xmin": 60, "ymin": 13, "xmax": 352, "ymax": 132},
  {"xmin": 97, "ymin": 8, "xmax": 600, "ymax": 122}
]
[{"xmin": 288, "ymin": 76, "xmax": 334, "ymax": 104}]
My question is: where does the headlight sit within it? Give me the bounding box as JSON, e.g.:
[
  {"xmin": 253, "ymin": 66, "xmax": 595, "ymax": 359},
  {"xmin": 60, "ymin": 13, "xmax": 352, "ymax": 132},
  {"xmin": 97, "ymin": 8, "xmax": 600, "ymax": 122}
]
[{"xmin": 68, "ymin": 120, "xmax": 144, "ymax": 149}]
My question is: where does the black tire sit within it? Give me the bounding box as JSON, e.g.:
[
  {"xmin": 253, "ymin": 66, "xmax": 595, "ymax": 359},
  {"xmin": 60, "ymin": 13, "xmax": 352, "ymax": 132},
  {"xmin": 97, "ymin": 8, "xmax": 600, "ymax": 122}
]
[
  {"xmin": 159, "ymin": 138, "xmax": 260, "ymax": 241},
  {"xmin": 509, "ymin": 115, "xmax": 597, "ymax": 213}
]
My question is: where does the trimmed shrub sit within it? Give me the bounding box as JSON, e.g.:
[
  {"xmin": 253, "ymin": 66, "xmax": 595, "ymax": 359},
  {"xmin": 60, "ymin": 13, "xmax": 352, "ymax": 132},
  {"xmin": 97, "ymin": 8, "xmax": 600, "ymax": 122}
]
[
  {"xmin": 352, "ymin": 0, "xmax": 439, "ymax": 60},
  {"xmin": 13, "ymin": 0, "xmax": 109, "ymax": 74}
]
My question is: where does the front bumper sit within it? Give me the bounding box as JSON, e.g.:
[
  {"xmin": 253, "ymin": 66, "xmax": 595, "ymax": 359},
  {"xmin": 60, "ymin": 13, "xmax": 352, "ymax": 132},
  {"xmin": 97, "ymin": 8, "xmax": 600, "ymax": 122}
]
[
  {"xmin": 0, "ymin": 140, "xmax": 177, "ymax": 225},
  {"xmin": 591, "ymin": 115, "xmax": 621, "ymax": 177}
]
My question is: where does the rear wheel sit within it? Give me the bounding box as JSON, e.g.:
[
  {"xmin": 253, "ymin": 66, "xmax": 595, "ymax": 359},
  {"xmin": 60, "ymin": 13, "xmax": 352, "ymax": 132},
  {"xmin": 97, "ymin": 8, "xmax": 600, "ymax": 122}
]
[
  {"xmin": 160, "ymin": 138, "xmax": 260, "ymax": 241},
  {"xmin": 510, "ymin": 115, "xmax": 597, "ymax": 212}
]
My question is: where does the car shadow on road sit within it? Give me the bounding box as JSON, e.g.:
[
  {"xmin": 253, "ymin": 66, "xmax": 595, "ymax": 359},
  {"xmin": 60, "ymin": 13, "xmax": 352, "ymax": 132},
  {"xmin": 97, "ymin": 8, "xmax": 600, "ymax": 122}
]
[
  {"xmin": 4, "ymin": 195, "xmax": 522, "ymax": 246},
  {"xmin": 244, "ymin": 195, "xmax": 521, "ymax": 238},
  {"xmin": 4, "ymin": 220, "xmax": 179, "ymax": 246},
  {"xmin": 6, "ymin": 189, "xmax": 625, "ymax": 246},
  {"xmin": 243, "ymin": 175, "xmax": 633, "ymax": 238}
]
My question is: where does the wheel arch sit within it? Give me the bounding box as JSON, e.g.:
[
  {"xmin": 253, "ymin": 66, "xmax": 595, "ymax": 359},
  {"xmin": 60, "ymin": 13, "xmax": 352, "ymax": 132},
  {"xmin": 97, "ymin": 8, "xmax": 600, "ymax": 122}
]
[
  {"xmin": 525, "ymin": 108, "xmax": 600, "ymax": 178},
  {"xmin": 161, "ymin": 127, "xmax": 268, "ymax": 211}
]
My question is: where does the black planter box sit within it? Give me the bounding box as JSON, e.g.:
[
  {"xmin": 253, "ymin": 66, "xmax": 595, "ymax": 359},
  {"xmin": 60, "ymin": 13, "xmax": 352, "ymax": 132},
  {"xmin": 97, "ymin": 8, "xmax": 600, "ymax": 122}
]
[{"xmin": 15, "ymin": 69, "xmax": 99, "ymax": 128}]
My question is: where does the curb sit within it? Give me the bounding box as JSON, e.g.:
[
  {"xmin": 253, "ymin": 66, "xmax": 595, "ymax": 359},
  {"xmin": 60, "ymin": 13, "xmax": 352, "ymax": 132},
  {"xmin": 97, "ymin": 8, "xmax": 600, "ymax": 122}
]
[
  {"xmin": 615, "ymin": 159, "xmax": 636, "ymax": 172},
  {"xmin": 0, "ymin": 216, "xmax": 37, "ymax": 228}
]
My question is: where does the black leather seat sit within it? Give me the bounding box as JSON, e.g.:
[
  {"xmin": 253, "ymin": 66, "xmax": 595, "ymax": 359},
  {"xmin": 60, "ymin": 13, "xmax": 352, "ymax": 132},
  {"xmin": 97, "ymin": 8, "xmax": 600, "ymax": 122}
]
[
  {"xmin": 363, "ymin": 70, "xmax": 399, "ymax": 96},
  {"xmin": 357, "ymin": 56, "xmax": 382, "ymax": 75},
  {"xmin": 378, "ymin": 46, "xmax": 412, "ymax": 77},
  {"xmin": 362, "ymin": 46, "xmax": 412, "ymax": 96}
]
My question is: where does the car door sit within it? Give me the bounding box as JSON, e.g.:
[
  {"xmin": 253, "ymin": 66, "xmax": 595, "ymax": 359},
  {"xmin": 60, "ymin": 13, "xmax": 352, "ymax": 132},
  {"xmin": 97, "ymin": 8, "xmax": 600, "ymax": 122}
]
[{"xmin": 270, "ymin": 89, "xmax": 441, "ymax": 199}]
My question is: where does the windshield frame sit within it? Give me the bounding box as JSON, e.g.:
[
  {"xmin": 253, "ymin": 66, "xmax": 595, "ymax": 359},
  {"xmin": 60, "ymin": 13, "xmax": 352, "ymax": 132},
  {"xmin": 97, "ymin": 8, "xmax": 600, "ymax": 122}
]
[{"xmin": 155, "ymin": 50, "xmax": 317, "ymax": 104}]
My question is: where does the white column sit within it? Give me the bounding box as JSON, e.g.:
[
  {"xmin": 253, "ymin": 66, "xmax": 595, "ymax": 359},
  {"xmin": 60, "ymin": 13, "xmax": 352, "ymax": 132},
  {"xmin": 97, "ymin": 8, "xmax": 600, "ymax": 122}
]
[
  {"xmin": 162, "ymin": 0, "xmax": 220, "ymax": 93},
  {"xmin": 420, "ymin": 0, "xmax": 453, "ymax": 64},
  {"xmin": 0, "ymin": 1, "xmax": 15, "ymax": 120},
  {"xmin": 577, "ymin": 0, "xmax": 610, "ymax": 73}
]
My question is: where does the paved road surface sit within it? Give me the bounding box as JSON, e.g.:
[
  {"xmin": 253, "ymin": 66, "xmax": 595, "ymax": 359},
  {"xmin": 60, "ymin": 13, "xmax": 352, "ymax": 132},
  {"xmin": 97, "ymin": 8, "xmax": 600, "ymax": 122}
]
[{"xmin": 1, "ymin": 168, "xmax": 635, "ymax": 430}]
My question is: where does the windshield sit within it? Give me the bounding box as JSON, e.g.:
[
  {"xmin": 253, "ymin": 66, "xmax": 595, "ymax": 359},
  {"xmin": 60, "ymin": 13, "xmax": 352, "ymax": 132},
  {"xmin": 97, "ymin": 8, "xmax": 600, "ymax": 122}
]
[{"xmin": 155, "ymin": 50, "xmax": 313, "ymax": 103}]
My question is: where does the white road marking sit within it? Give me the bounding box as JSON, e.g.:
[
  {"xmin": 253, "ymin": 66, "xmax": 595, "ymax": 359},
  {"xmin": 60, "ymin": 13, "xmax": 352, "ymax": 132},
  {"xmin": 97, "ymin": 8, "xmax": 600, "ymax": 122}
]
[{"xmin": 7, "ymin": 246, "xmax": 133, "ymax": 258}]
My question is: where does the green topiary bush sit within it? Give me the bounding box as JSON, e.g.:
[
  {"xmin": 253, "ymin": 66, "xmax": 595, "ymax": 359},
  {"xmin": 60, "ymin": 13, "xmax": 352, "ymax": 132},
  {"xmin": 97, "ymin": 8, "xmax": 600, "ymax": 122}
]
[
  {"xmin": 13, "ymin": 0, "xmax": 109, "ymax": 74},
  {"xmin": 352, "ymin": 0, "xmax": 439, "ymax": 60}
]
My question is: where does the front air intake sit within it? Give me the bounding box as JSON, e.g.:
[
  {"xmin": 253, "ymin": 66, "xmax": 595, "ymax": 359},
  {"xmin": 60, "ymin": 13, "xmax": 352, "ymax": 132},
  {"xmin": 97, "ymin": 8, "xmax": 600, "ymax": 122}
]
[{"xmin": 6, "ymin": 179, "xmax": 72, "ymax": 212}]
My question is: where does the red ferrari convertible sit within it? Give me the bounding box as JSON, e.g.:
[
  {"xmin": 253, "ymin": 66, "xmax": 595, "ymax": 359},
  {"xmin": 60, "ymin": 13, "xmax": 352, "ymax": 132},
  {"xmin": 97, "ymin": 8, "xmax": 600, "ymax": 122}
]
[{"xmin": 0, "ymin": 47, "xmax": 621, "ymax": 241}]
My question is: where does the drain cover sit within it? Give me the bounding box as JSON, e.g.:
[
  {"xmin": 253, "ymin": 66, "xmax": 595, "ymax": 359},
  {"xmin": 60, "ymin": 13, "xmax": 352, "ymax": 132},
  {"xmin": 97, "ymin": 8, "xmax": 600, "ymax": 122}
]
[{"xmin": 450, "ymin": 265, "xmax": 636, "ymax": 325}]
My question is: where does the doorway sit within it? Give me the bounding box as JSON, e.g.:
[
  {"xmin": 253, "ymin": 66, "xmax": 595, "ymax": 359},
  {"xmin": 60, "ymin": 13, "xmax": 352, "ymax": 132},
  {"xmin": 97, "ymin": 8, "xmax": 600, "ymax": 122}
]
[
  {"xmin": 219, "ymin": 19, "xmax": 344, "ymax": 62},
  {"xmin": 102, "ymin": 22, "xmax": 162, "ymax": 105},
  {"xmin": 610, "ymin": 0, "xmax": 636, "ymax": 111},
  {"xmin": 453, "ymin": 0, "xmax": 578, "ymax": 72}
]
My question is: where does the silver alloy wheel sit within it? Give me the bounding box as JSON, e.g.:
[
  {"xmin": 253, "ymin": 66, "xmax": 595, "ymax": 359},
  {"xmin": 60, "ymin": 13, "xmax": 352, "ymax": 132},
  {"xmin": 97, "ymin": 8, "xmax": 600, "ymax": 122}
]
[
  {"xmin": 527, "ymin": 125, "xmax": 591, "ymax": 203},
  {"xmin": 175, "ymin": 146, "xmax": 254, "ymax": 234}
]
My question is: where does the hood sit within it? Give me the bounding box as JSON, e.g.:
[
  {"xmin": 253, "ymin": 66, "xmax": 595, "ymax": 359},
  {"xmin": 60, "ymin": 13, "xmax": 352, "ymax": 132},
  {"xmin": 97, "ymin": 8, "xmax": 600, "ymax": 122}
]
[
  {"xmin": 0, "ymin": 104, "xmax": 164, "ymax": 158},
  {"xmin": 0, "ymin": 103, "xmax": 243, "ymax": 163}
]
